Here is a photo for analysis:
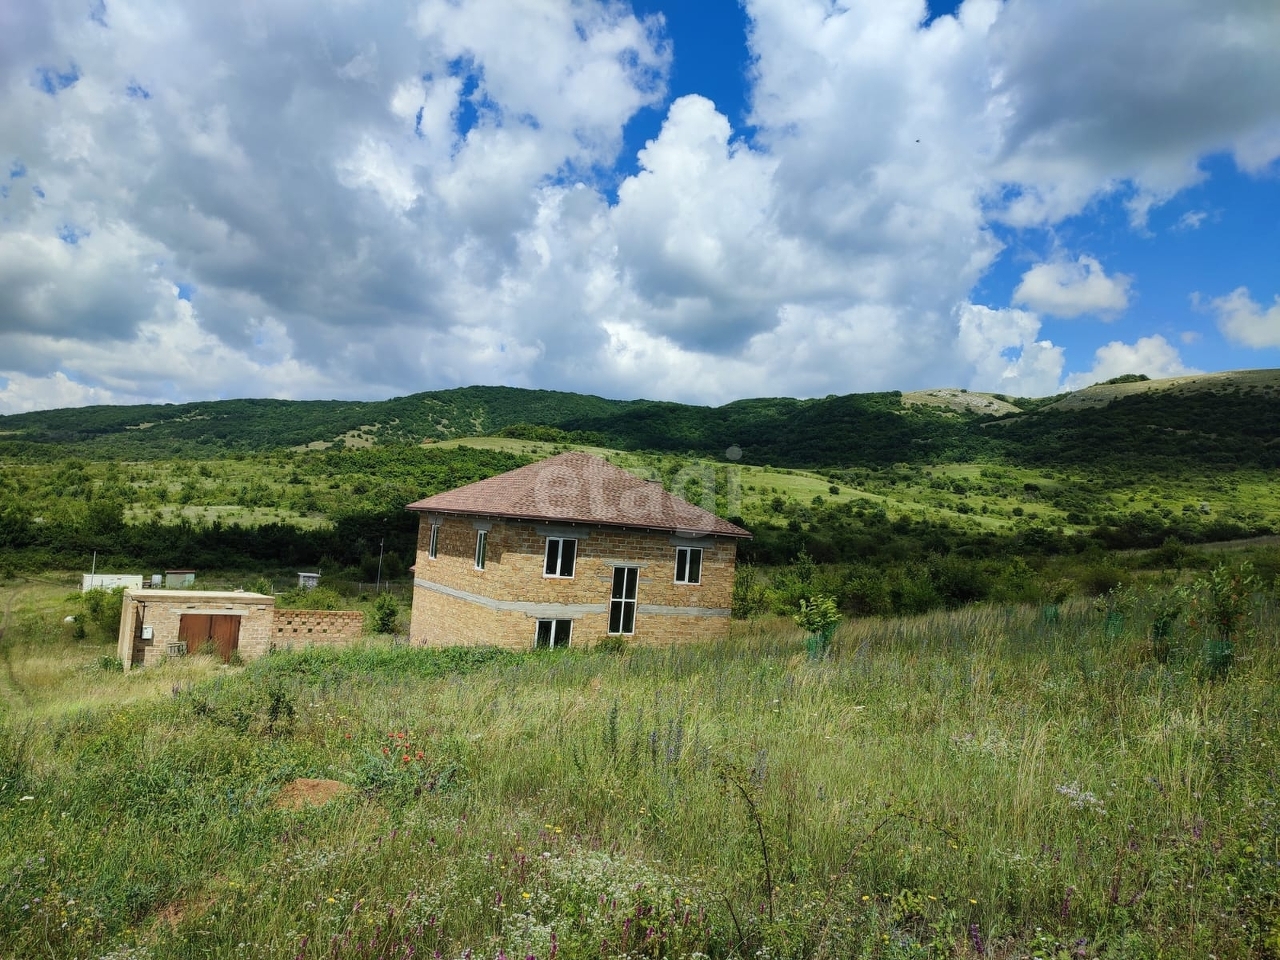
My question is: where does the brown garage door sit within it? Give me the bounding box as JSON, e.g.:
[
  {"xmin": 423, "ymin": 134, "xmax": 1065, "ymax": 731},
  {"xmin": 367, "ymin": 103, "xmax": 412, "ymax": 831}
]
[{"xmin": 178, "ymin": 614, "xmax": 241, "ymax": 662}]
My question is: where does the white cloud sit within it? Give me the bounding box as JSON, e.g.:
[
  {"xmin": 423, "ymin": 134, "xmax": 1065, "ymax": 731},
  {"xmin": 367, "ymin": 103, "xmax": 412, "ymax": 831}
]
[
  {"xmin": 1063, "ymin": 335, "xmax": 1200, "ymax": 390},
  {"xmin": 0, "ymin": 0, "xmax": 1277, "ymax": 411},
  {"xmin": 956, "ymin": 303, "xmax": 1065, "ymax": 397},
  {"xmin": 1012, "ymin": 256, "xmax": 1132, "ymax": 318},
  {"xmin": 0, "ymin": 371, "xmax": 122, "ymax": 415},
  {"xmin": 1175, "ymin": 210, "xmax": 1207, "ymax": 231},
  {"xmin": 986, "ymin": 0, "xmax": 1280, "ymax": 227},
  {"xmin": 1210, "ymin": 287, "xmax": 1280, "ymax": 349}
]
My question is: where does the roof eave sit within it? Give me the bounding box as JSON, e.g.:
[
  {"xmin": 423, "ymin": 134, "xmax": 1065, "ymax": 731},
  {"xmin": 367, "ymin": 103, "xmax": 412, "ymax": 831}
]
[{"xmin": 405, "ymin": 504, "xmax": 750, "ymax": 539}]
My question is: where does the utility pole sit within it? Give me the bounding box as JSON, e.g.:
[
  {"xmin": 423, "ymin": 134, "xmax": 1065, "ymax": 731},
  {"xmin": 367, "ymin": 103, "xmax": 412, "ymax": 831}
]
[{"xmin": 376, "ymin": 537, "xmax": 385, "ymax": 592}]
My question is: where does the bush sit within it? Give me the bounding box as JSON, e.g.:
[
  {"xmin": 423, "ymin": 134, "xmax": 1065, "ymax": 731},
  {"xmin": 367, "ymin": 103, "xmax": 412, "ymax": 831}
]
[
  {"xmin": 594, "ymin": 634, "xmax": 629, "ymax": 654},
  {"xmin": 732, "ymin": 566, "xmax": 769, "ymax": 619},
  {"xmin": 369, "ymin": 592, "xmax": 399, "ymax": 634},
  {"xmin": 276, "ymin": 586, "xmax": 346, "ymax": 610},
  {"xmin": 794, "ymin": 595, "xmax": 841, "ymax": 637},
  {"xmin": 81, "ymin": 587, "xmax": 124, "ymax": 638}
]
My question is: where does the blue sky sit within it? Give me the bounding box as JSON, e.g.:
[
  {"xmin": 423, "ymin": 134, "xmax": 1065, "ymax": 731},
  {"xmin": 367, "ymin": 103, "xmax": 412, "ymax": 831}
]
[{"xmin": 0, "ymin": 0, "xmax": 1277, "ymax": 413}]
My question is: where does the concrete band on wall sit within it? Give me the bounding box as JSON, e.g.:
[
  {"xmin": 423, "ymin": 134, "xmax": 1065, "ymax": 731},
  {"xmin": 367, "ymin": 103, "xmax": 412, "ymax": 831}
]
[{"xmin": 413, "ymin": 577, "xmax": 732, "ymax": 619}]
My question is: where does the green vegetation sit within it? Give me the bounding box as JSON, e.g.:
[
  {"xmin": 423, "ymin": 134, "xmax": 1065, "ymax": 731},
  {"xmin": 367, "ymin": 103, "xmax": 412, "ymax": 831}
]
[
  {"xmin": 0, "ymin": 445, "xmax": 529, "ymax": 580},
  {"xmin": 3, "ymin": 568, "xmax": 1278, "ymax": 959},
  {"xmin": 3, "ymin": 373, "xmax": 1278, "ymax": 469}
]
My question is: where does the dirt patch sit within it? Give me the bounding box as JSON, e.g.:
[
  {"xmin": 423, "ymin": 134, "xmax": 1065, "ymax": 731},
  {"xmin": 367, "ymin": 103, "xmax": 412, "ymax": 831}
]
[
  {"xmin": 902, "ymin": 388, "xmax": 1021, "ymax": 416},
  {"xmin": 272, "ymin": 778, "xmax": 354, "ymax": 811},
  {"xmin": 153, "ymin": 895, "xmax": 214, "ymax": 929}
]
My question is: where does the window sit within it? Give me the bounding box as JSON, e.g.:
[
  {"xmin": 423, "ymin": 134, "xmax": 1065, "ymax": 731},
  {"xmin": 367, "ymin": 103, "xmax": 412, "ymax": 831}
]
[
  {"xmin": 674, "ymin": 546, "xmax": 703, "ymax": 585},
  {"xmin": 428, "ymin": 523, "xmax": 440, "ymax": 560},
  {"xmin": 474, "ymin": 530, "xmax": 487, "ymax": 570},
  {"xmin": 543, "ymin": 537, "xmax": 577, "ymax": 578},
  {"xmin": 608, "ymin": 566, "xmax": 638, "ymax": 635},
  {"xmin": 535, "ymin": 618, "xmax": 573, "ymax": 649}
]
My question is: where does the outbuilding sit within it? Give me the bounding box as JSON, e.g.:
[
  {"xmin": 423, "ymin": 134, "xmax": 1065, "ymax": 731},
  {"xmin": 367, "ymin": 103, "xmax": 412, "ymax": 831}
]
[{"xmin": 117, "ymin": 589, "xmax": 366, "ymax": 670}]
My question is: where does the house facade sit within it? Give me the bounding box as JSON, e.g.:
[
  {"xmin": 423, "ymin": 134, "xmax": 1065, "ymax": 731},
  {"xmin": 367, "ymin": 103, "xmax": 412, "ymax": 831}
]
[{"xmin": 406, "ymin": 452, "xmax": 751, "ymax": 649}]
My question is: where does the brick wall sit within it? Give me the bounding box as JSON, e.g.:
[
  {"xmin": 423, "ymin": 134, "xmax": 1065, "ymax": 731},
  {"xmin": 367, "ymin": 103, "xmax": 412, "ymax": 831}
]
[
  {"xmin": 410, "ymin": 516, "xmax": 739, "ymax": 650},
  {"xmin": 270, "ymin": 609, "xmax": 365, "ymax": 648}
]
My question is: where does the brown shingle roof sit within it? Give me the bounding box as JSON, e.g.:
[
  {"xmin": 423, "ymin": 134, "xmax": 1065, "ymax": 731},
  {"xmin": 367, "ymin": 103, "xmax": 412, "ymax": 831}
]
[{"xmin": 406, "ymin": 451, "xmax": 751, "ymax": 538}]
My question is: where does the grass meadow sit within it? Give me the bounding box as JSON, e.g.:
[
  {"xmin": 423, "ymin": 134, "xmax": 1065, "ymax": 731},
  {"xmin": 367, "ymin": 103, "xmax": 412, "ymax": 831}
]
[{"xmin": 1, "ymin": 576, "xmax": 1278, "ymax": 959}]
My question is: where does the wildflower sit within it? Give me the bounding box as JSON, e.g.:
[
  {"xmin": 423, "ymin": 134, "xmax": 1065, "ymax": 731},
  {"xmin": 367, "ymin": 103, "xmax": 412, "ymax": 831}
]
[
  {"xmin": 969, "ymin": 923, "xmax": 986, "ymax": 955},
  {"xmin": 1056, "ymin": 782, "xmax": 1106, "ymax": 814},
  {"xmin": 522, "ymin": 892, "xmax": 531, "ymax": 899}
]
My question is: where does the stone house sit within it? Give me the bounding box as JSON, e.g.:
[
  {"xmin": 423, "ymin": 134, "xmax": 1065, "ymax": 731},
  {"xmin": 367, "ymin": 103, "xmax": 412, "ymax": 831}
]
[
  {"xmin": 406, "ymin": 452, "xmax": 751, "ymax": 649},
  {"xmin": 116, "ymin": 589, "xmax": 365, "ymax": 670}
]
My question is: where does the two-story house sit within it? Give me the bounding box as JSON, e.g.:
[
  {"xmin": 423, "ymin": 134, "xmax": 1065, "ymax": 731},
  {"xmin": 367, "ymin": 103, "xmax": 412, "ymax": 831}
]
[{"xmin": 406, "ymin": 451, "xmax": 751, "ymax": 649}]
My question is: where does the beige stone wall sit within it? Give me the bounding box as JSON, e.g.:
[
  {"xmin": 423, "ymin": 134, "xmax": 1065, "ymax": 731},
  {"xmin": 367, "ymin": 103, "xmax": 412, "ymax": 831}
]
[
  {"xmin": 410, "ymin": 515, "xmax": 740, "ymax": 650},
  {"xmin": 271, "ymin": 609, "xmax": 364, "ymax": 648},
  {"xmin": 410, "ymin": 587, "xmax": 540, "ymax": 648}
]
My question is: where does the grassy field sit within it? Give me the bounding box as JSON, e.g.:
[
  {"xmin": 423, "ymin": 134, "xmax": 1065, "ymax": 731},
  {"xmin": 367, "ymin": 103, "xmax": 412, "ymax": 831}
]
[{"xmin": 2, "ymin": 573, "xmax": 1278, "ymax": 959}]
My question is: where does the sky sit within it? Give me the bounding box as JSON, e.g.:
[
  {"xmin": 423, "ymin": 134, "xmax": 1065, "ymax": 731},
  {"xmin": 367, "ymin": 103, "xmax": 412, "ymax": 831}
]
[{"xmin": 1, "ymin": 0, "xmax": 1279, "ymax": 414}]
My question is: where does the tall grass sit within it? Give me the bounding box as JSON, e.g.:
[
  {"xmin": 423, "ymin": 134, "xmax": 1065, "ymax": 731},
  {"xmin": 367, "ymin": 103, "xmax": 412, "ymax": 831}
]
[{"xmin": 1, "ymin": 580, "xmax": 1277, "ymax": 958}]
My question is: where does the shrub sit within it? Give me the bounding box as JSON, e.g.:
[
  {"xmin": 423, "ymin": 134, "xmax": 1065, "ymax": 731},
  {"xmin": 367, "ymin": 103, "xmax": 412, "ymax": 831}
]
[
  {"xmin": 369, "ymin": 592, "xmax": 399, "ymax": 634},
  {"xmin": 276, "ymin": 586, "xmax": 345, "ymax": 610},
  {"xmin": 82, "ymin": 587, "xmax": 125, "ymax": 637},
  {"xmin": 732, "ymin": 565, "xmax": 769, "ymax": 619},
  {"xmin": 794, "ymin": 595, "xmax": 841, "ymax": 638},
  {"xmin": 594, "ymin": 634, "xmax": 629, "ymax": 654}
]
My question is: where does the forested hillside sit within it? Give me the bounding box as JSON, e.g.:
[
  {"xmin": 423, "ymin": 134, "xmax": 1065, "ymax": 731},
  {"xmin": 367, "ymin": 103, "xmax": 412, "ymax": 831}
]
[{"xmin": 2, "ymin": 371, "xmax": 1277, "ymax": 469}]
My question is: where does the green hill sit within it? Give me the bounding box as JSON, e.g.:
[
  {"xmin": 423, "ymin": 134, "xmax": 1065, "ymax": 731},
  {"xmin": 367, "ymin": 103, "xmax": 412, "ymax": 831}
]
[{"xmin": 1, "ymin": 370, "xmax": 1277, "ymax": 470}]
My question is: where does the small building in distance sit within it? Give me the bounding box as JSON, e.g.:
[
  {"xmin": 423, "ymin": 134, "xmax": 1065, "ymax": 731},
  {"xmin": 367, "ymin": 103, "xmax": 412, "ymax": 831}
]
[
  {"xmin": 82, "ymin": 573, "xmax": 143, "ymax": 593},
  {"xmin": 164, "ymin": 569, "xmax": 196, "ymax": 588},
  {"xmin": 297, "ymin": 571, "xmax": 321, "ymax": 591},
  {"xmin": 406, "ymin": 452, "xmax": 751, "ymax": 650}
]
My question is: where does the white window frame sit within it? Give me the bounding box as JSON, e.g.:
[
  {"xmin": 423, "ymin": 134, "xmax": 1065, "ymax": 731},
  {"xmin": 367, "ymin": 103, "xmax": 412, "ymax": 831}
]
[
  {"xmin": 474, "ymin": 529, "xmax": 487, "ymax": 570},
  {"xmin": 674, "ymin": 546, "xmax": 703, "ymax": 585},
  {"xmin": 608, "ymin": 566, "xmax": 638, "ymax": 636},
  {"xmin": 543, "ymin": 537, "xmax": 577, "ymax": 578},
  {"xmin": 534, "ymin": 618, "xmax": 573, "ymax": 650},
  {"xmin": 428, "ymin": 523, "xmax": 440, "ymax": 560}
]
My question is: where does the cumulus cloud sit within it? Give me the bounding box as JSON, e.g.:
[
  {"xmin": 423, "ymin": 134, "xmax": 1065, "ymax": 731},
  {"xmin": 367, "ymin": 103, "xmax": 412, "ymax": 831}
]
[
  {"xmin": 1012, "ymin": 256, "xmax": 1132, "ymax": 318},
  {"xmin": 1, "ymin": 0, "xmax": 1278, "ymax": 410},
  {"xmin": 1063, "ymin": 335, "xmax": 1200, "ymax": 390},
  {"xmin": 987, "ymin": 0, "xmax": 1280, "ymax": 227},
  {"xmin": 956, "ymin": 303, "xmax": 1065, "ymax": 397},
  {"xmin": 1210, "ymin": 287, "xmax": 1280, "ymax": 349}
]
